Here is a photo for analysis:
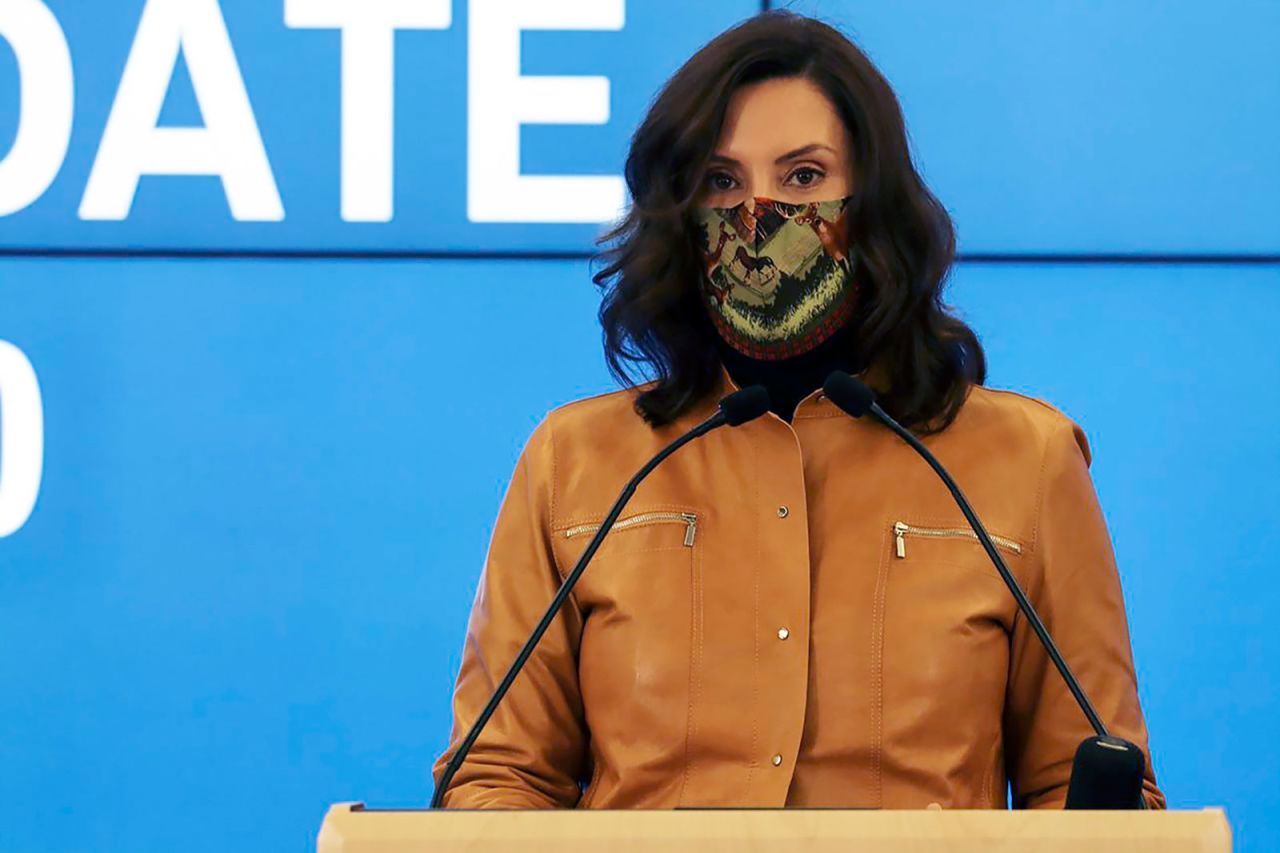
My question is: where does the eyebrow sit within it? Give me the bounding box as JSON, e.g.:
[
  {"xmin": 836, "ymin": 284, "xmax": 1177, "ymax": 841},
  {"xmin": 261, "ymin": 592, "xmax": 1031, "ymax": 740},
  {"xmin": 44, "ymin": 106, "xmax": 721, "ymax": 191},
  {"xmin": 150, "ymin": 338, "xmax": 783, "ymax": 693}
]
[{"xmin": 709, "ymin": 143, "xmax": 837, "ymax": 167}]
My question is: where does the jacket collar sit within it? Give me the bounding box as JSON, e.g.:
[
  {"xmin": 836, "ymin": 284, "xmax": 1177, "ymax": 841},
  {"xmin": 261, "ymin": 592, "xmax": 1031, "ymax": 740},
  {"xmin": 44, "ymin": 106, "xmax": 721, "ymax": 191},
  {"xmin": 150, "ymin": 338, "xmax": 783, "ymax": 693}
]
[{"xmin": 681, "ymin": 359, "xmax": 889, "ymax": 428}]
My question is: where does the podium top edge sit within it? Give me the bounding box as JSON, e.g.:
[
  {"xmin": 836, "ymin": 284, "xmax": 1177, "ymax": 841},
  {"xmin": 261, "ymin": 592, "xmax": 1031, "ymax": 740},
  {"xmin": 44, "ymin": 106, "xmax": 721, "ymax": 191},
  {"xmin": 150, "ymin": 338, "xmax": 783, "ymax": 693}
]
[{"xmin": 326, "ymin": 803, "xmax": 1228, "ymax": 815}]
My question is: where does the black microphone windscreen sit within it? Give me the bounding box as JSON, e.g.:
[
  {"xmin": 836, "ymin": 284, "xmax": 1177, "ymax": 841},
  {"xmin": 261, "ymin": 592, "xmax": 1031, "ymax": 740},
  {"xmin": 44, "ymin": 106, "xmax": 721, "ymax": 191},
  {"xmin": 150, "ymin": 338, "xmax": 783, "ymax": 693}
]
[
  {"xmin": 822, "ymin": 371, "xmax": 876, "ymax": 418},
  {"xmin": 1065, "ymin": 736, "xmax": 1146, "ymax": 809},
  {"xmin": 719, "ymin": 385, "xmax": 772, "ymax": 426}
]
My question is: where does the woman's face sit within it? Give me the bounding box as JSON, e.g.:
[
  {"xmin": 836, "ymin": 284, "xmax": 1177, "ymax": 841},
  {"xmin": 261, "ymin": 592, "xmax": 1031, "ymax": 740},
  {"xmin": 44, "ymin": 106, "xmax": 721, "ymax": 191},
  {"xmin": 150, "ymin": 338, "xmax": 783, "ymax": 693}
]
[{"xmin": 698, "ymin": 75, "xmax": 854, "ymax": 208}]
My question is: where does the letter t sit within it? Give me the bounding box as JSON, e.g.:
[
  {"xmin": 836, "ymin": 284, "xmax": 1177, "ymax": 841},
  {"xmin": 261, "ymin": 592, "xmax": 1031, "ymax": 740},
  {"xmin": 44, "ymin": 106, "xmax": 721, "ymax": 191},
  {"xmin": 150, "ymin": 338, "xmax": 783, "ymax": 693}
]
[{"xmin": 285, "ymin": 0, "xmax": 452, "ymax": 222}]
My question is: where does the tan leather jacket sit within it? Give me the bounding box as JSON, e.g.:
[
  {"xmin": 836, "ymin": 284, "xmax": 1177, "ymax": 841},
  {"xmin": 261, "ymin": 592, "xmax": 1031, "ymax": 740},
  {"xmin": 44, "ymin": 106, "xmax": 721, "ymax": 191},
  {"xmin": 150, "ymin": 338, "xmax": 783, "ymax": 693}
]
[{"xmin": 432, "ymin": 367, "xmax": 1164, "ymax": 810}]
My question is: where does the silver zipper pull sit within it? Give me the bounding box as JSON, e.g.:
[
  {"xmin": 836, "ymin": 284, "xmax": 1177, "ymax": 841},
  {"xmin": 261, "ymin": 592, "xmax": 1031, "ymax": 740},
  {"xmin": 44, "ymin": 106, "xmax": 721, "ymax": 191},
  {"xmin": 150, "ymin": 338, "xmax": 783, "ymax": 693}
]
[
  {"xmin": 893, "ymin": 521, "xmax": 908, "ymax": 559},
  {"xmin": 682, "ymin": 513, "xmax": 698, "ymax": 547}
]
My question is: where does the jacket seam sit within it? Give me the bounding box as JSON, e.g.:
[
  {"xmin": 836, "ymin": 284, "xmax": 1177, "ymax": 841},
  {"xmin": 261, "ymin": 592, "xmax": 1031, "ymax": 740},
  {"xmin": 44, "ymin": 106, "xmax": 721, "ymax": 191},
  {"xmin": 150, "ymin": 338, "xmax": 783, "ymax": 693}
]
[
  {"xmin": 568, "ymin": 544, "xmax": 692, "ymax": 557},
  {"xmin": 548, "ymin": 415, "xmax": 558, "ymax": 529},
  {"xmin": 678, "ymin": 538, "xmax": 703, "ymax": 806},
  {"xmin": 872, "ymin": 518, "xmax": 889, "ymax": 807},
  {"xmin": 544, "ymin": 416, "xmax": 587, "ymax": 619},
  {"xmin": 1024, "ymin": 420, "xmax": 1058, "ymax": 571},
  {"xmin": 745, "ymin": 429, "xmax": 760, "ymax": 796}
]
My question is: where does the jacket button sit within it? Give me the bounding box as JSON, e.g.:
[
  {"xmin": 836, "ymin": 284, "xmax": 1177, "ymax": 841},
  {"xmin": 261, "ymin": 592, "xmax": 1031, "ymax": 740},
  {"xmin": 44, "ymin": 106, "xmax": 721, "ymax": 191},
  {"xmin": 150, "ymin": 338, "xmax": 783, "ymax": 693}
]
[
  {"xmin": 771, "ymin": 754, "xmax": 783, "ymax": 766},
  {"xmin": 776, "ymin": 505, "xmax": 789, "ymax": 518},
  {"xmin": 777, "ymin": 627, "xmax": 790, "ymax": 640}
]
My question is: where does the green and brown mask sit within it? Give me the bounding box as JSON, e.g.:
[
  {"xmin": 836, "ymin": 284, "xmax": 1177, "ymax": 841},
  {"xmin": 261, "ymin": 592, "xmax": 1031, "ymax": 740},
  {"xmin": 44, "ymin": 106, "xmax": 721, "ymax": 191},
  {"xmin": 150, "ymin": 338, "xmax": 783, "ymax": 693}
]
[{"xmin": 693, "ymin": 194, "xmax": 856, "ymax": 360}]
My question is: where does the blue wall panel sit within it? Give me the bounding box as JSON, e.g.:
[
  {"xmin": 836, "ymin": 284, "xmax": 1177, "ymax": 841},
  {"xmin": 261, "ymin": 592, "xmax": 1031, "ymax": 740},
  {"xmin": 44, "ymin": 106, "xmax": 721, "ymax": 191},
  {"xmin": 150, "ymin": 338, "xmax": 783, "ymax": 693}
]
[
  {"xmin": 747, "ymin": 0, "xmax": 1280, "ymax": 255},
  {"xmin": 0, "ymin": 256, "xmax": 615, "ymax": 852},
  {"xmin": 1, "ymin": 257, "xmax": 1278, "ymax": 850}
]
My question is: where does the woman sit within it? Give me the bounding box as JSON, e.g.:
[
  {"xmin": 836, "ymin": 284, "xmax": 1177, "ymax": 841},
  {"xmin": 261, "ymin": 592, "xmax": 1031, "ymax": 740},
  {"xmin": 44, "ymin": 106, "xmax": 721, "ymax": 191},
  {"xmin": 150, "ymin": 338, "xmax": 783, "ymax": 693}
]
[{"xmin": 431, "ymin": 11, "xmax": 1164, "ymax": 810}]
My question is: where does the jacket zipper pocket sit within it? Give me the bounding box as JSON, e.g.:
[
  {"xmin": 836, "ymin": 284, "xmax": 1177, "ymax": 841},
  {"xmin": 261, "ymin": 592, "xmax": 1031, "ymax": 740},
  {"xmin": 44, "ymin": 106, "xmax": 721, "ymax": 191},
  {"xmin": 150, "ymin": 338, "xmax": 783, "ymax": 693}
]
[
  {"xmin": 893, "ymin": 520, "xmax": 1022, "ymax": 560},
  {"xmin": 563, "ymin": 511, "xmax": 699, "ymax": 547}
]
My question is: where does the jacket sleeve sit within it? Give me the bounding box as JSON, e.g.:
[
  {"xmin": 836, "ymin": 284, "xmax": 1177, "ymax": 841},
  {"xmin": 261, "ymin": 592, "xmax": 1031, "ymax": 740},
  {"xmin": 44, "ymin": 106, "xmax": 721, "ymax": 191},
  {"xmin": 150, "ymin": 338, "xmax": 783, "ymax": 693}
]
[
  {"xmin": 430, "ymin": 416, "xmax": 589, "ymax": 808},
  {"xmin": 1003, "ymin": 417, "xmax": 1165, "ymax": 809}
]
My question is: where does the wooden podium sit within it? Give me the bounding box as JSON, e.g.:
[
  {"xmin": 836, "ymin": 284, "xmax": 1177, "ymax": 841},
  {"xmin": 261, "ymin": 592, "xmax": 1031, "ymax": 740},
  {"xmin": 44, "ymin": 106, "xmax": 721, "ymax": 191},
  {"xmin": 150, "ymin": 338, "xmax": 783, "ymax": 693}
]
[{"xmin": 317, "ymin": 802, "xmax": 1231, "ymax": 852}]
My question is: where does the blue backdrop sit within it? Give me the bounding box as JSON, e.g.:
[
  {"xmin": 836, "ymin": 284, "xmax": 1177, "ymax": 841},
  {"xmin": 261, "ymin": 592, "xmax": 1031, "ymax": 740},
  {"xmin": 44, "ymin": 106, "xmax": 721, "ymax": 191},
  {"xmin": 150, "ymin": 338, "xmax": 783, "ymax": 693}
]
[{"xmin": 1, "ymin": 1, "xmax": 1277, "ymax": 852}]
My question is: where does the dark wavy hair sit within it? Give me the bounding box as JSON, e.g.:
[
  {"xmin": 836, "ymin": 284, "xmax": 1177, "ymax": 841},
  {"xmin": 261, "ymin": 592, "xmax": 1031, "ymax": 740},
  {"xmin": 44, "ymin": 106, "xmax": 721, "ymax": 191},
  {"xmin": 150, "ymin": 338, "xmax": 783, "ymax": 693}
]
[{"xmin": 590, "ymin": 10, "xmax": 985, "ymax": 434}]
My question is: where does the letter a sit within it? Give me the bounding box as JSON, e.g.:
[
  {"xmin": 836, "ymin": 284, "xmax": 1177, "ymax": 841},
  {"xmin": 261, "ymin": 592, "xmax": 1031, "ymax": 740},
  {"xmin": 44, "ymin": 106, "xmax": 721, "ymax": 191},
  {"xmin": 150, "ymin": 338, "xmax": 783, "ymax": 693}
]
[{"xmin": 79, "ymin": 0, "xmax": 283, "ymax": 221}]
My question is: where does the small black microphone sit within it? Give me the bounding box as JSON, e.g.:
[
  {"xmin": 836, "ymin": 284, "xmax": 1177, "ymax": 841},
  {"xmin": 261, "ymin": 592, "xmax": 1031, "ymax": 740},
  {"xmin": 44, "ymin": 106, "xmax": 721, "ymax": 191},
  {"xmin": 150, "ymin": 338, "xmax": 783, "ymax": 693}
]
[
  {"xmin": 431, "ymin": 385, "xmax": 772, "ymax": 808},
  {"xmin": 1065, "ymin": 736, "xmax": 1147, "ymax": 809},
  {"xmin": 822, "ymin": 372, "xmax": 1147, "ymax": 810},
  {"xmin": 719, "ymin": 384, "xmax": 772, "ymax": 426}
]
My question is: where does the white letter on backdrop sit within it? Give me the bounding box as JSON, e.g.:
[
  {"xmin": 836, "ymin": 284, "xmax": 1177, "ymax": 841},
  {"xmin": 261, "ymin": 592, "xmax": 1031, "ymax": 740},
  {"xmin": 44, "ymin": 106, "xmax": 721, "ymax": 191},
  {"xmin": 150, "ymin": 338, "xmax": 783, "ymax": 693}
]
[
  {"xmin": 0, "ymin": 0, "xmax": 73, "ymax": 216},
  {"xmin": 468, "ymin": 0, "xmax": 626, "ymax": 223},
  {"xmin": 79, "ymin": 0, "xmax": 282, "ymax": 221},
  {"xmin": 285, "ymin": 0, "xmax": 452, "ymax": 222},
  {"xmin": 0, "ymin": 341, "xmax": 43, "ymax": 538}
]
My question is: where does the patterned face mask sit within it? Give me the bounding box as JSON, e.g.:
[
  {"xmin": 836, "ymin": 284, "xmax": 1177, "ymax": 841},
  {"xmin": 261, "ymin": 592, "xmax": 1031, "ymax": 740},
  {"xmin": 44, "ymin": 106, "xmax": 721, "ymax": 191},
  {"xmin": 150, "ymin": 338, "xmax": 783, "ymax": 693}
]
[{"xmin": 692, "ymin": 194, "xmax": 856, "ymax": 360}]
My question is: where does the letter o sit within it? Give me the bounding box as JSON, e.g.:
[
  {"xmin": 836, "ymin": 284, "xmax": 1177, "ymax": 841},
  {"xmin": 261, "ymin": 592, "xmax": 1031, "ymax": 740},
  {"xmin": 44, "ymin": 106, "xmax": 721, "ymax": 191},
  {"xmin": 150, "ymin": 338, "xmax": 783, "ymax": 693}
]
[{"xmin": 0, "ymin": 340, "xmax": 44, "ymax": 537}]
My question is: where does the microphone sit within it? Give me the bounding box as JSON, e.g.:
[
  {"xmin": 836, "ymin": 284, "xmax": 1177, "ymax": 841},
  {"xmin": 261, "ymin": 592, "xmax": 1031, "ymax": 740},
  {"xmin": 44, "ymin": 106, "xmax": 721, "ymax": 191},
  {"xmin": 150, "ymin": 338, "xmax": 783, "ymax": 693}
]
[
  {"xmin": 1064, "ymin": 735, "xmax": 1147, "ymax": 810},
  {"xmin": 431, "ymin": 385, "xmax": 772, "ymax": 808},
  {"xmin": 821, "ymin": 372, "xmax": 1147, "ymax": 810}
]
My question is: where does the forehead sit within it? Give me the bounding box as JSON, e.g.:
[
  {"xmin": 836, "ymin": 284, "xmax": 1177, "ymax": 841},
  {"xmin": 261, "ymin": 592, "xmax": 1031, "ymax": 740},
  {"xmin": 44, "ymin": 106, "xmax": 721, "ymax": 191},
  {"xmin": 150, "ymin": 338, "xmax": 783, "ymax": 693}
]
[{"xmin": 714, "ymin": 76, "xmax": 849, "ymax": 158}]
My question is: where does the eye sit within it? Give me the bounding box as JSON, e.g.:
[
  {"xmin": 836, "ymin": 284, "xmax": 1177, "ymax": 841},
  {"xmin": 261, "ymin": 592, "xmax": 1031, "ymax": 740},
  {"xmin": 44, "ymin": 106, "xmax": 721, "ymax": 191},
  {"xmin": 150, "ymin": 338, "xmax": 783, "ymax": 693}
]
[
  {"xmin": 788, "ymin": 166, "xmax": 825, "ymax": 187},
  {"xmin": 705, "ymin": 171, "xmax": 738, "ymax": 192}
]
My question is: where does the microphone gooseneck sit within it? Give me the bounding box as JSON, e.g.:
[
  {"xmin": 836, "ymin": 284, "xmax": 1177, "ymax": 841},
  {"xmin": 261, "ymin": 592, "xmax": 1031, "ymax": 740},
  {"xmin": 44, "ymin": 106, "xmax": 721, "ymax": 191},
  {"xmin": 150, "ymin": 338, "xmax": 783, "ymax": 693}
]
[
  {"xmin": 822, "ymin": 371, "xmax": 1148, "ymax": 809},
  {"xmin": 431, "ymin": 385, "xmax": 772, "ymax": 808}
]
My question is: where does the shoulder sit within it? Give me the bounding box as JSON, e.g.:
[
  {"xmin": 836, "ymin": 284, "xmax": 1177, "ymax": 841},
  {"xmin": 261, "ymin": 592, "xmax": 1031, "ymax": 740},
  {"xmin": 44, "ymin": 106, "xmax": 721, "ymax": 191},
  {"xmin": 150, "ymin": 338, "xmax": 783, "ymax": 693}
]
[
  {"xmin": 951, "ymin": 385, "xmax": 1093, "ymax": 468},
  {"xmin": 533, "ymin": 382, "xmax": 661, "ymax": 447},
  {"xmin": 520, "ymin": 381, "xmax": 669, "ymax": 468},
  {"xmin": 544, "ymin": 383, "xmax": 653, "ymax": 432},
  {"xmin": 516, "ymin": 382, "xmax": 680, "ymax": 526}
]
